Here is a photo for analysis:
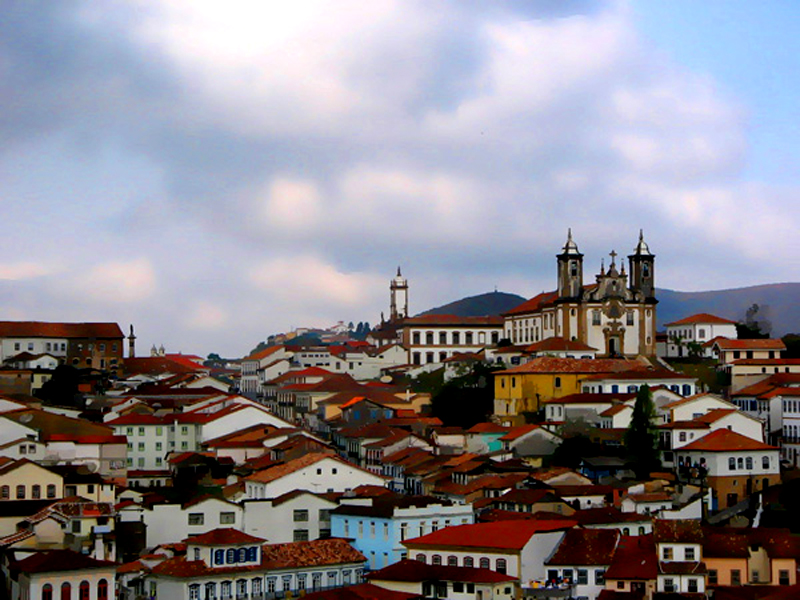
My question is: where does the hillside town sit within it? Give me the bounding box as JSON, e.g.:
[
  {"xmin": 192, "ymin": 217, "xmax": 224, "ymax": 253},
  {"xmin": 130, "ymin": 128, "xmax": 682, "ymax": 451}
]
[{"xmin": 1, "ymin": 232, "xmax": 800, "ymax": 600}]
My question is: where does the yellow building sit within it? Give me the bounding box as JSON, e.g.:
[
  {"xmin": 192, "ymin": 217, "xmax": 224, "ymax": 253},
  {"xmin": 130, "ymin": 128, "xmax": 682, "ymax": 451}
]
[{"xmin": 493, "ymin": 357, "xmax": 645, "ymax": 425}]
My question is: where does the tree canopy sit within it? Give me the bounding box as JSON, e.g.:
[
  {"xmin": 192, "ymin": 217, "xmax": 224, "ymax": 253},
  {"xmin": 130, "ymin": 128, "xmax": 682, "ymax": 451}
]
[{"xmin": 624, "ymin": 385, "xmax": 661, "ymax": 478}]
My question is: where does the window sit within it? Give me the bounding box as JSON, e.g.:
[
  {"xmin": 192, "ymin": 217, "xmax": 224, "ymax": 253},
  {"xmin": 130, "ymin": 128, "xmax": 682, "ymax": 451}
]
[
  {"xmin": 627, "ymin": 311, "xmax": 634, "ymax": 325},
  {"xmin": 251, "ymin": 578, "xmax": 262, "ymax": 597},
  {"xmin": 413, "ymin": 332, "xmax": 420, "ymax": 344},
  {"xmin": 16, "ymin": 485, "xmax": 24, "ymax": 499},
  {"xmin": 746, "ymin": 457, "xmax": 753, "ymax": 469},
  {"xmin": 763, "ymin": 456, "xmax": 770, "ymax": 469},
  {"xmin": 554, "ymin": 376, "xmax": 561, "ymax": 388},
  {"xmin": 439, "ymin": 332, "xmax": 447, "ymax": 345},
  {"xmin": 205, "ymin": 583, "xmax": 217, "ymax": 600},
  {"xmin": 42, "ymin": 584, "xmax": 53, "ymax": 600},
  {"xmin": 294, "ymin": 529, "xmax": 309, "ymax": 541},
  {"xmin": 496, "ymin": 558, "xmax": 507, "ymax": 574},
  {"xmin": 447, "ymin": 555, "xmax": 458, "ymax": 566},
  {"xmin": 432, "ymin": 554, "xmax": 442, "ymax": 565},
  {"xmin": 577, "ymin": 569, "xmax": 588, "ymax": 585},
  {"xmin": 0, "ymin": 485, "xmax": 8, "ymax": 499},
  {"xmin": 463, "ymin": 556, "xmax": 474, "ymax": 568},
  {"xmin": 687, "ymin": 578, "xmax": 698, "ymax": 593},
  {"xmin": 220, "ymin": 511, "xmax": 235, "ymax": 525},
  {"xmin": 61, "ymin": 583, "xmax": 72, "ymax": 600},
  {"xmin": 453, "ymin": 582, "xmax": 464, "ymax": 593},
  {"xmin": 137, "ymin": 442, "xmax": 145, "ymax": 451},
  {"xmin": 663, "ymin": 578, "xmax": 675, "ymax": 592},
  {"xmin": 294, "ymin": 509, "xmax": 309, "ymax": 522},
  {"xmin": 452, "ymin": 332, "xmax": 460, "ymax": 344},
  {"xmin": 237, "ymin": 580, "xmax": 248, "ymax": 597},
  {"xmin": 729, "ymin": 457, "xmax": 736, "ymax": 471},
  {"xmin": 32, "ymin": 484, "xmax": 41, "ymax": 499},
  {"xmin": 592, "ymin": 310, "xmax": 601, "ymax": 325},
  {"xmin": 189, "ymin": 584, "xmax": 200, "ymax": 600},
  {"xmin": 188, "ymin": 513, "xmax": 204, "ymax": 525},
  {"xmin": 708, "ymin": 569, "xmax": 718, "ymax": 585},
  {"xmin": 415, "ymin": 554, "xmax": 426, "ymax": 563},
  {"xmin": 752, "ymin": 569, "xmax": 760, "ymax": 583},
  {"xmin": 465, "ymin": 332, "xmax": 473, "ymax": 345},
  {"xmin": 595, "ymin": 569, "xmax": 605, "ymax": 585},
  {"xmin": 662, "ymin": 547, "xmax": 673, "ymax": 560},
  {"xmin": 47, "ymin": 484, "xmax": 57, "ymax": 498},
  {"xmin": 731, "ymin": 569, "xmax": 741, "ymax": 586},
  {"xmin": 220, "ymin": 582, "xmax": 232, "ymax": 599},
  {"xmin": 181, "ymin": 426, "xmax": 189, "ymax": 434},
  {"xmin": 480, "ymin": 557, "xmax": 490, "ymax": 569},
  {"xmin": 684, "ymin": 547, "xmax": 695, "ymax": 560},
  {"xmin": 779, "ymin": 569, "xmax": 790, "ymax": 585}
]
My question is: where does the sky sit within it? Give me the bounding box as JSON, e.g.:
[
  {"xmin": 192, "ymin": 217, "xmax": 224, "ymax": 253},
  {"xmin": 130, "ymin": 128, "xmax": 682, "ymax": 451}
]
[{"xmin": 0, "ymin": 0, "xmax": 798, "ymax": 358}]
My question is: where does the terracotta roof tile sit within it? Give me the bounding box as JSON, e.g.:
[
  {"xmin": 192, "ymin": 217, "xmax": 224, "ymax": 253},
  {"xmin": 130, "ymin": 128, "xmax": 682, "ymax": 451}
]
[
  {"xmin": 547, "ymin": 528, "xmax": 620, "ymax": 566},
  {"xmin": 665, "ymin": 313, "xmax": 737, "ymax": 326},
  {"xmin": 186, "ymin": 528, "xmax": 264, "ymax": 546},
  {"xmin": 679, "ymin": 429, "xmax": 776, "ymax": 452},
  {"xmin": 369, "ymin": 558, "xmax": 517, "ymax": 583},
  {"xmin": 403, "ymin": 520, "xmax": 576, "ymax": 550}
]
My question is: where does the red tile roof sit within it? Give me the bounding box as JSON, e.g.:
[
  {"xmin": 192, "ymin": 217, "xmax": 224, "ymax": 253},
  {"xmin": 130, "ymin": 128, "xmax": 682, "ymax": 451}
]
[
  {"xmin": 185, "ymin": 528, "xmax": 264, "ymax": 546},
  {"xmin": 403, "ymin": 520, "xmax": 576, "ymax": 550},
  {"xmin": 693, "ymin": 408, "xmax": 738, "ymax": 423},
  {"xmin": 547, "ymin": 528, "xmax": 620, "ymax": 566},
  {"xmin": 679, "ymin": 429, "xmax": 777, "ymax": 452},
  {"xmin": 14, "ymin": 549, "xmax": 116, "ymax": 573},
  {"xmin": 604, "ymin": 535, "xmax": 657, "ymax": 580},
  {"xmin": 499, "ymin": 424, "xmax": 542, "ymax": 441},
  {"xmin": 713, "ymin": 338, "xmax": 786, "ymax": 350},
  {"xmin": 244, "ymin": 346, "xmax": 284, "ymax": 362},
  {"xmin": 302, "ymin": 582, "xmax": 420, "ymax": 600},
  {"xmin": 653, "ymin": 519, "xmax": 704, "ymax": 544},
  {"xmin": 525, "ymin": 337, "xmax": 597, "ymax": 353},
  {"xmin": 467, "ymin": 422, "xmax": 509, "ymax": 434},
  {"xmin": 0, "ymin": 321, "xmax": 123, "ymax": 339},
  {"xmin": 665, "ymin": 313, "xmax": 737, "ymax": 326},
  {"xmin": 503, "ymin": 291, "xmax": 559, "ymax": 316},
  {"xmin": 543, "ymin": 393, "xmax": 626, "ymax": 405},
  {"xmin": 497, "ymin": 357, "xmax": 649, "ymax": 375}
]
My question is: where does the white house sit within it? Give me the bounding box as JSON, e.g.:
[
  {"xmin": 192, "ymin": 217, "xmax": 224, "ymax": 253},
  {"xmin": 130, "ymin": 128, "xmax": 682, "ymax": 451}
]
[
  {"xmin": 4, "ymin": 549, "xmax": 116, "ymax": 600},
  {"xmin": 242, "ymin": 490, "xmax": 339, "ymax": 543},
  {"xmin": 663, "ymin": 313, "xmax": 738, "ymax": 358},
  {"xmin": 545, "ymin": 528, "xmax": 620, "ymax": 599},
  {"xmin": 653, "ymin": 520, "xmax": 706, "ymax": 595},
  {"xmin": 243, "ymin": 453, "xmax": 387, "ymax": 499},
  {"xmin": 402, "ymin": 520, "xmax": 576, "ymax": 586}
]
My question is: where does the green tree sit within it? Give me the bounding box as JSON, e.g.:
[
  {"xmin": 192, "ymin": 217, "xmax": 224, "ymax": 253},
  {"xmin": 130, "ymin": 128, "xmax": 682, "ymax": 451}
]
[
  {"xmin": 430, "ymin": 363, "xmax": 500, "ymax": 428},
  {"xmin": 624, "ymin": 385, "xmax": 660, "ymax": 478}
]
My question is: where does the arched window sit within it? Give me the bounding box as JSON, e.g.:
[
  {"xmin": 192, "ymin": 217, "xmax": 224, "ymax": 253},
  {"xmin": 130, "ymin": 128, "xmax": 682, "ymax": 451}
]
[
  {"xmin": 47, "ymin": 484, "xmax": 56, "ymax": 498},
  {"xmin": 97, "ymin": 579, "xmax": 108, "ymax": 600},
  {"xmin": 16, "ymin": 485, "xmax": 25, "ymax": 499},
  {"xmin": 682, "ymin": 384, "xmax": 692, "ymax": 396},
  {"xmin": 729, "ymin": 457, "xmax": 736, "ymax": 470},
  {"xmin": 214, "ymin": 549, "xmax": 225, "ymax": 565},
  {"xmin": 188, "ymin": 584, "xmax": 200, "ymax": 600},
  {"xmin": 496, "ymin": 558, "xmax": 507, "ymax": 574},
  {"xmin": 227, "ymin": 548, "xmax": 237, "ymax": 563},
  {"xmin": 463, "ymin": 556, "xmax": 474, "ymax": 568},
  {"xmin": 205, "ymin": 582, "xmax": 217, "ymax": 599},
  {"xmin": 415, "ymin": 554, "xmax": 426, "ymax": 563},
  {"xmin": 737, "ymin": 457, "xmax": 744, "ymax": 469},
  {"xmin": 32, "ymin": 484, "xmax": 41, "ymax": 499},
  {"xmin": 42, "ymin": 584, "xmax": 53, "ymax": 600},
  {"xmin": 0, "ymin": 485, "xmax": 8, "ymax": 499},
  {"xmin": 622, "ymin": 527, "xmax": 629, "ymax": 535},
  {"xmin": 480, "ymin": 557, "xmax": 490, "ymax": 569},
  {"xmin": 431, "ymin": 554, "xmax": 442, "ymax": 565},
  {"xmin": 61, "ymin": 582, "xmax": 71, "ymax": 600},
  {"xmin": 79, "ymin": 581, "xmax": 90, "ymax": 600},
  {"xmin": 746, "ymin": 457, "xmax": 753, "ymax": 470},
  {"xmin": 447, "ymin": 555, "xmax": 458, "ymax": 566}
]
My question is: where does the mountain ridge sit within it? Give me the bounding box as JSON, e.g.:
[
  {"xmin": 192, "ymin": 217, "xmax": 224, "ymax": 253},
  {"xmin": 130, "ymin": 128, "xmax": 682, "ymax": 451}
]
[{"xmin": 419, "ymin": 282, "xmax": 800, "ymax": 336}]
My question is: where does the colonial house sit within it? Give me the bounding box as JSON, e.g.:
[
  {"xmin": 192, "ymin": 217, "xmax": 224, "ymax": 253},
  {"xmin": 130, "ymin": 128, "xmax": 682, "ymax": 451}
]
[
  {"xmin": 3, "ymin": 549, "xmax": 116, "ymax": 600},
  {"xmin": 712, "ymin": 338, "xmax": 786, "ymax": 368},
  {"xmin": 401, "ymin": 315, "xmax": 504, "ymax": 367},
  {"xmin": 502, "ymin": 231, "xmax": 657, "ymax": 357},
  {"xmin": 139, "ymin": 530, "xmax": 367, "ymax": 600},
  {"xmin": 402, "ymin": 520, "xmax": 577, "ymax": 586},
  {"xmin": 545, "ymin": 528, "xmax": 620, "ymax": 599},
  {"xmin": 663, "ymin": 313, "xmax": 738, "ymax": 358},
  {"xmin": 331, "ymin": 496, "xmax": 474, "ymax": 570},
  {"xmin": 674, "ymin": 430, "xmax": 780, "ymax": 509},
  {"xmin": 242, "ymin": 490, "xmax": 340, "ymax": 544},
  {"xmin": 653, "ymin": 519, "xmax": 706, "ymax": 595}
]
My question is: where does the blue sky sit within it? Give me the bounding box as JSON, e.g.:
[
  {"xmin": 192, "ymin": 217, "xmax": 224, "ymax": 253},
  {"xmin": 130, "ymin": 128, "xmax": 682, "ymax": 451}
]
[{"xmin": 0, "ymin": 1, "xmax": 797, "ymax": 356}]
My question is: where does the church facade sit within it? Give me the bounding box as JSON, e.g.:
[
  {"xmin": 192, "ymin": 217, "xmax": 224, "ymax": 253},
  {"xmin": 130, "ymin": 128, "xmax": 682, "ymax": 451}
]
[{"xmin": 503, "ymin": 231, "xmax": 657, "ymax": 357}]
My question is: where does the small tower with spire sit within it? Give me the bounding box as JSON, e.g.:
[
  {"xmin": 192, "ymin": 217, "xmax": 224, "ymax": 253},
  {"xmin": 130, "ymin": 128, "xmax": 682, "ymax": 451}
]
[
  {"xmin": 628, "ymin": 229, "xmax": 656, "ymax": 300},
  {"xmin": 390, "ymin": 266, "xmax": 409, "ymax": 321},
  {"xmin": 128, "ymin": 324, "xmax": 136, "ymax": 358},
  {"xmin": 557, "ymin": 229, "xmax": 584, "ymax": 299}
]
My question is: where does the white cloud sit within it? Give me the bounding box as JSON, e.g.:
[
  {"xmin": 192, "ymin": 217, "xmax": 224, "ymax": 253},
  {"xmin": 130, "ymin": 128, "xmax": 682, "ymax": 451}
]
[
  {"xmin": 80, "ymin": 258, "xmax": 157, "ymax": 303},
  {"xmin": 0, "ymin": 262, "xmax": 52, "ymax": 281},
  {"xmin": 184, "ymin": 300, "xmax": 229, "ymax": 330}
]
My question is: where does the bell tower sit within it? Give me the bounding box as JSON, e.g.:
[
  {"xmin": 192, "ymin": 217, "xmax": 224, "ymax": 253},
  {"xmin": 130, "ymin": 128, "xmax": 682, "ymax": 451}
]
[
  {"xmin": 557, "ymin": 229, "xmax": 583, "ymax": 300},
  {"xmin": 628, "ymin": 230, "xmax": 655, "ymax": 300},
  {"xmin": 390, "ymin": 267, "xmax": 408, "ymax": 321}
]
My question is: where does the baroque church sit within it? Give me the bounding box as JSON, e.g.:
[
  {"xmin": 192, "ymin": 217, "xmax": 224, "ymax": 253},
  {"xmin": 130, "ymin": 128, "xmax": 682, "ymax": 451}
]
[{"xmin": 503, "ymin": 231, "xmax": 657, "ymax": 357}]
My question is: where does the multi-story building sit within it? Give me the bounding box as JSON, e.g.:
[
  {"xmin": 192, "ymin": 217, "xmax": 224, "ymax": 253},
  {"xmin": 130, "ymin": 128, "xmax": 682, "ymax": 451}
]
[
  {"xmin": 653, "ymin": 520, "xmax": 706, "ymax": 595},
  {"xmin": 402, "ymin": 315, "xmax": 503, "ymax": 367},
  {"xmin": 0, "ymin": 321, "xmax": 125, "ymax": 371},
  {"xmin": 331, "ymin": 496, "xmax": 474, "ymax": 570},
  {"xmin": 503, "ymin": 231, "xmax": 657, "ymax": 357},
  {"xmin": 663, "ymin": 313, "xmax": 738, "ymax": 358}
]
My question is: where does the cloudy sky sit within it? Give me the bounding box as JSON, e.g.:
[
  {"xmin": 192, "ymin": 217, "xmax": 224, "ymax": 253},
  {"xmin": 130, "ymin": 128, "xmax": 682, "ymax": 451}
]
[{"xmin": 1, "ymin": 1, "xmax": 798, "ymax": 357}]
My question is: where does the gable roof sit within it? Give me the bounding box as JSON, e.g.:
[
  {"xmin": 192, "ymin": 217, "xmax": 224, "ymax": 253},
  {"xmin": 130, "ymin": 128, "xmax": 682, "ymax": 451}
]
[
  {"xmin": 679, "ymin": 429, "xmax": 777, "ymax": 452},
  {"xmin": 0, "ymin": 322, "xmax": 123, "ymax": 339},
  {"xmin": 713, "ymin": 338, "xmax": 786, "ymax": 351},
  {"xmin": 186, "ymin": 528, "xmax": 265, "ymax": 546},
  {"xmin": 604, "ymin": 535, "xmax": 657, "ymax": 580},
  {"xmin": 546, "ymin": 528, "xmax": 620, "ymax": 566},
  {"xmin": 14, "ymin": 549, "xmax": 116, "ymax": 573},
  {"xmin": 503, "ymin": 291, "xmax": 559, "ymax": 316},
  {"xmin": 665, "ymin": 313, "xmax": 737, "ymax": 327},
  {"xmin": 403, "ymin": 520, "xmax": 576, "ymax": 550}
]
